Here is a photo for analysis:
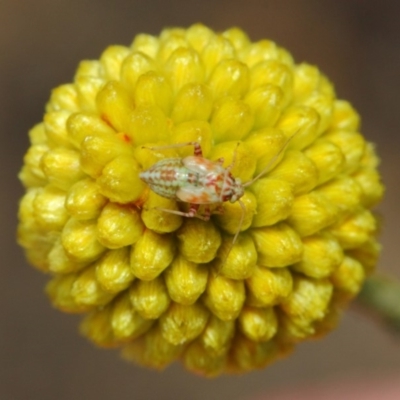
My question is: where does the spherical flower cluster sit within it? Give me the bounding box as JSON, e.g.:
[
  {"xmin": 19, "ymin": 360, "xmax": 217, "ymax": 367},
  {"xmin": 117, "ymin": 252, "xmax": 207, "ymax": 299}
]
[{"xmin": 18, "ymin": 24, "xmax": 384, "ymax": 376}]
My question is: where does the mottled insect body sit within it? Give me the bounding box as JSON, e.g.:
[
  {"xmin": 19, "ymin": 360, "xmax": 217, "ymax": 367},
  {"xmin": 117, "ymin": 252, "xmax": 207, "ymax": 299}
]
[
  {"xmin": 139, "ymin": 142, "xmax": 245, "ymax": 220},
  {"xmin": 140, "ymin": 138, "xmax": 293, "ymax": 248},
  {"xmin": 140, "ymin": 155, "xmax": 244, "ymax": 205}
]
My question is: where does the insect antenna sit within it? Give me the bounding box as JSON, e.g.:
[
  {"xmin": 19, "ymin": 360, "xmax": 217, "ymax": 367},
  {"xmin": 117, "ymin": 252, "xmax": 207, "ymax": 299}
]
[
  {"xmin": 233, "ymin": 198, "xmax": 246, "ymax": 246},
  {"xmin": 243, "ymin": 132, "xmax": 297, "ymax": 188},
  {"xmin": 218, "ymin": 198, "xmax": 246, "ymax": 267},
  {"xmin": 220, "ymin": 142, "xmax": 241, "ymax": 190},
  {"xmin": 142, "ymin": 141, "xmax": 203, "ymax": 156},
  {"xmin": 225, "ymin": 142, "xmax": 241, "ymax": 172}
]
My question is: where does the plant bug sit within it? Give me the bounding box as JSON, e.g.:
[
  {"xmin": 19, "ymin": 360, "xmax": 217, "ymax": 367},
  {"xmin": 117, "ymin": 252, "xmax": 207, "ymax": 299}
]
[{"xmin": 139, "ymin": 135, "xmax": 295, "ymax": 256}]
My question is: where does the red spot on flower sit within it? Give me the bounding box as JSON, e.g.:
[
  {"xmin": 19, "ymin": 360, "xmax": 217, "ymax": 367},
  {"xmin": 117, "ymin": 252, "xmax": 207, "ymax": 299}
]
[
  {"xmin": 116, "ymin": 132, "xmax": 133, "ymax": 145},
  {"xmin": 122, "ymin": 133, "xmax": 131, "ymax": 143},
  {"xmin": 133, "ymin": 187, "xmax": 149, "ymax": 209},
  {"xmin": 100, "ymin": 113, "xmax": 113, "ymax": 127}
]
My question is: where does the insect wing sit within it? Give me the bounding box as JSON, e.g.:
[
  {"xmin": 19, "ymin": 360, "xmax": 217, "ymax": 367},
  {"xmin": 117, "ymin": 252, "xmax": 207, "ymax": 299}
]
[
  {"xmin": 183, "ymin": 156, "xmax": 223, "ymax": 175},
  {"xmin": 176, "ymin": 185, "xmax": 220, "ymax": 204},
  {"xmin": 140, "ymin": 158, "xmax": 184, "ymax": 200}
]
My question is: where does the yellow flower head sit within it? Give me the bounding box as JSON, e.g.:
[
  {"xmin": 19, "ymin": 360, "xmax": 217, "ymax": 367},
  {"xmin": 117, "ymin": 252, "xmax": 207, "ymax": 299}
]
[{"xmin": 18, "ymin": 24, "xmax": 384, "ymax": 376}]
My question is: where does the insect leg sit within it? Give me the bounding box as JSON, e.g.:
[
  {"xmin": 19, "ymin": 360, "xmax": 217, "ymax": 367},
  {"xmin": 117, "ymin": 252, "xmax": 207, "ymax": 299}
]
[
  {"xmin": 213, "ymin": 205, "xmax": 225, "ymax": 215},
  {"xmin": 143, "ymin": 141, "xmax": 203, "ymax": 157},
  {"xmin": 232, "ymin": 199, "xmax": 246, "ymax": 247},
  {"xmin": 153, "ymin": 203, "xmax": 210, "ymax": 220},
  {"xmin": 199, "ymin": 205, "xmax": 212, "ymax": 221},
  {"xmin": 218, "ymin": 199, "xmax": 246, "ymax": 265}
]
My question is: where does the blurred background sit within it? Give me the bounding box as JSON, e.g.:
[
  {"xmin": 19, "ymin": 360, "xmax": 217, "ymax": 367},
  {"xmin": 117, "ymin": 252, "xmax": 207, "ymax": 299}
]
[{"xmin": 1, "ymin": 1, "xmax": 399, "ymax": 399}]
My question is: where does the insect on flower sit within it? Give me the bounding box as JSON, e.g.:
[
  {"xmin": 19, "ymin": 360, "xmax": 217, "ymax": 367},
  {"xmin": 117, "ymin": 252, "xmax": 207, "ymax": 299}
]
[{"xmin": 139, "ymin": 135, "xmax": 296, "ymax": 250}]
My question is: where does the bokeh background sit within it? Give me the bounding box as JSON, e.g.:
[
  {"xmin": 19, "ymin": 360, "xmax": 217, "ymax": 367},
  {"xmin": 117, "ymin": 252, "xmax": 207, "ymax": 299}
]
[{"xmin": 1, "ymin": 1, "xmax": 399, "ymax": 399}]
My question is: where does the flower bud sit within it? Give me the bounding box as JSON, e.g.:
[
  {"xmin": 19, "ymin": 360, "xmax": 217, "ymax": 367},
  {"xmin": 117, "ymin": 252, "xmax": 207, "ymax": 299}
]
[
  {"xmin": 97, "ymin": 202, "xmax": 144, "ymax": 249},
  {"xmin": 95, "ymin": 247, "xmax": 134, "ymax": 293},
  {"xmin": 177, "ymin": 219, "xmax": 221, "ymax": 264},
  {"xmin": 130, "ymin": 229, "xmax": 175, "ymax": 280},
  {"xmin": 164, "ymin": 255, "xmax": 208, "ymax": 305},
  {"xmin": 210, "ymin": 97, "xmax": 254, "ymax": 143},
  {"xmin": 129, "ymin": 276, "xmax": 170, "ymax": 319},
  {"xmin": 111, "ymin": 292, "xmax": 153, "ymax": 341},
  {"xmin": 160, "ymin": 302, "xmax": 209, "ymax": 345},
  {"xmin": 203, "ymin": 269, "xmax": 245, "ymax": 321},
  {"xmin": 246, "ymin": 266, "xmax": 293, "ymax": 307}
]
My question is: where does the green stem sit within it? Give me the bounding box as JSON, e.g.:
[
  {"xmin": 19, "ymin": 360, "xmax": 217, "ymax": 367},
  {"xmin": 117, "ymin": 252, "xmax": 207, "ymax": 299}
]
[{"xmin": 357, "ymin": 274, "xmax": 400, "ymax": 335}]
